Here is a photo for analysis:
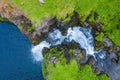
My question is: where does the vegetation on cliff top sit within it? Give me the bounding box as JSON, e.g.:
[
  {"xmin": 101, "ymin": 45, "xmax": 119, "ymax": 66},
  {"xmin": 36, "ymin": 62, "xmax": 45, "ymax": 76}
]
[
  {"xmin": 42, "ymin": 47, "xmax": 110, "ymax": 80},
  {"xmin": 46, "ymin": 62, "xmax": 109, "ymax": 80},
  {"xmin": 7, "ymin": 0, "xmax": 120, "ymax": 45}
]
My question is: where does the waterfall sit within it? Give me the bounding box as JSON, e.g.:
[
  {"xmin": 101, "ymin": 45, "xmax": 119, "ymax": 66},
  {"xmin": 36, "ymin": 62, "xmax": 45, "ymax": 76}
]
[
  {"xmin": 31, "ymin": 41, "xmax": 51, "ymax": 61},
  {"xmin": 31, "ymin": 26, "xmax": 98, "ymax": 61}
]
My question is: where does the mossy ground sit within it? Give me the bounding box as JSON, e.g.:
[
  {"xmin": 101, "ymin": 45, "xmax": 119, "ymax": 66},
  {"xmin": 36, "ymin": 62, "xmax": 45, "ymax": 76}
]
[
  {"xmin": 43, "ymin": 47, "xmax": 110, "ymax": 80},
  {"xmin": 8, "ymin": 0, "xmax": 120, "ymax": 45},
  {"xmin": 46, "ymin": 62, "xmax": 109, "ymax": 80},
  {"xmin": 5, "ymin": 0, "xmax": 120, "ymax": 80}
]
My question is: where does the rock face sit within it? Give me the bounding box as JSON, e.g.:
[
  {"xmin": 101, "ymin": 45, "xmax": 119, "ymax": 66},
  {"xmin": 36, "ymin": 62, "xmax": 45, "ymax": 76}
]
[
  {"xmin": 0, "ymin": 0, "xmax": 31, "ymax": 27},
  {"xmin": 93, "ymin": 49, "xmax": 120, "ymax": 80},
  {"xmin": 91, "ymin": 37, "xmax": 120, "ymax": 80},
  {"xmin": 0, "ymin": 0, "xmax": 33, "ymax": 42},
  {"xmin": 0, "ymin": 1, "xmax": 22, "ymax": 19},
  {"xmin": 32, "ymin": 17, "xmax": 58, "ymax": 44},
  {"xmin": 49, "ymin": 57, "xmax": 59, "ymax": 63},
  {"xmin": 0, "ymin": 0, "xmax": 58, "ymax": 44},
  {"xmin": 0, "ymin": 1, "xmax": 82, "ymax": 45}
]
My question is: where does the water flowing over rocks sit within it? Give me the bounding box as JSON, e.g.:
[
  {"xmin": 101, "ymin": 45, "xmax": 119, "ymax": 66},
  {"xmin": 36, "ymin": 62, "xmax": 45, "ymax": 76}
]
[
  {"xmin": 93, "ymin": 49, "xmax": 120, "ymax": 80},
  {"xmin": 31, "ymin": 14, "xmax": 120, "ymax": 80},
  {"xmin": 91, "ymin": 37, "xmax": 120, "ymax": 80},
  {"xmin": 32, "ymin": 26, "xmax": 95, "ymax": 62}
]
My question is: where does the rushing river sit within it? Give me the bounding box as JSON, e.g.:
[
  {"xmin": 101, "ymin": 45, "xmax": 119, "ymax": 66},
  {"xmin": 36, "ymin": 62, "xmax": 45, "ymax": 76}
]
[
  {"xmin": 32, "ymin": 26, "xmax": 96, "ymax": 62},
  {"xmin": 0, "ymin": 22, "xmax": 44, "ymax": 80}
]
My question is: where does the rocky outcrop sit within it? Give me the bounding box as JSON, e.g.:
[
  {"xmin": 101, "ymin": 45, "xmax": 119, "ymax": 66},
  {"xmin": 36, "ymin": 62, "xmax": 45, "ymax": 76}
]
[
  {"xmin": 32, "ymin": 16, "xmax": 58, "ymax": 44},
  {"xmin": 91, "ymin": 37, "xmax": 120, "ymax": 80},
  {"xmin": 0, "ymin": 0, "xmax": 58, "ymax": 44},
  {"xmin": 0, "ymin": 0, "xmax": 31, "ymax": 27},
  {"xmin": 0, "ymin": 0, "xmax": 33, "ymax": 42},
  {"xmin": 93, "ymin": 49, "xmax": 120, "ymax": 80}
]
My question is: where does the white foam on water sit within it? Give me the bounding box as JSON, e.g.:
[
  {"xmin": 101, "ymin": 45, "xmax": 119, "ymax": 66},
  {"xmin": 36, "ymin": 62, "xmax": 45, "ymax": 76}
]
[
  {"xmin": 66, "ymin": 27, "xmax": 94, "ymax": 55},
  {"xmin": 31, "ymin": 41, "xmax": 51, "ymax": 61},
  {"xmin": 48, "ymin": 29, "xmax": 65, "ymax": 46},
  {"xmin": 31, "ymin": 26, "xmax": 96, "ymax": 61}
]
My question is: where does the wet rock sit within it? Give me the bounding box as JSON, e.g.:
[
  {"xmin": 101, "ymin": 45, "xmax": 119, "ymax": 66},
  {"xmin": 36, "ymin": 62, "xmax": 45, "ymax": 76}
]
[
  {"xmin": 109, "ymin": 52, "xmax": 118, "ymax": 61},
  {"xmin": 67, "ymin": 11, "xmax": 80, "ymax": 27},
  {"xmin": 32, "ymin": 17, "xmax": 58, "ymax": 44},
  {"xmin": 79, "ymin": 49, "xmax": 92, "ymax": 64},
  {"xmin": 115, "ymin": 47, "xmax": 120, "ymax": 53},
  {"xmin": 67, "ymin": 41, "xmax": 80, "ymax": 49},
  {"xmin": 89, "ymin": 22, "xmax": 103, "ymax": 32},
  {"xmin": 57, "ymin": 12, "xmax": 80, "ymax": 35},
  {"xmin": 118, "ymin": 58, "xmax": 120, "ymax": 64},
  {"xmin": 93, "ymin": 49, "xmax": 120, "ymax": 80},
  {"xmin": 95, "ymin": 41, "xmax": 102, "ymax": 49},
  {"xmin": 73, "ymin": 50, "xmax": 81, "ymax": 56},
  {"xmin": 80, "ymin": 55, "xmax": 92, "ymax": 64},
  {"xmin": 36, "ymin": 16, "xmax": 57, "ymax": 33},
  {"xmin": 11, "ymin": 15, "xmax": 32, "ymax": 29},
  {"xmin": 49, "ymin": 57, "xmax": 59, "ymax": 63},
  {"xmin": 83, "ymin": 22, "xmax": 89, "ymax": 27},
  {"xmin": 42, "ymin": 47, "xmax": 50, "ymax": 56},
  {"xmin": 102, "ymin": 36, "xmax": 113, "ymax": 48},
  {"xmin": 64, "ymin": 49, "xmax": 71, "ymax": 63}
]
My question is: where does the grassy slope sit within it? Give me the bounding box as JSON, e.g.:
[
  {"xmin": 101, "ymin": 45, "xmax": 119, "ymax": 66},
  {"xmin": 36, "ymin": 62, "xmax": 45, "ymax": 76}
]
[
  {"xmin": 8, "ymin": 0, "xmax": 120, "ymax": 45},
  {"xmin": 43, "ymin": 48, "xmax": 110, "ymax": 80},
  {"xmin": 46, "ymin": 61, "xmax": 109, "ymax": 80},
  {"xmin": 7, "ymin": 0, "xmax": 75, "ymax": 25}
]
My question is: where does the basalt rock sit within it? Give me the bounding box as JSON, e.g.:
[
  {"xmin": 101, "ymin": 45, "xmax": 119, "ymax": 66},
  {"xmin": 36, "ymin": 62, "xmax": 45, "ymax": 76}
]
[
  {"xmin": 73, "ymin": 50, "xmax": 81, "ymax": 57},
  {"xmin": 102, "ymin": 36, "xmax": 114, "ymax": 49},
  {"xmin": 0, "ymin": 1, "xmax": 32, "ymax": 28},
  {"xmin": 49, "ymin": 57, "xmax": 59, "ymax": 63},
  {"xmin": 32, "ymin": 16, "xmax": 58, "ymax": 44},
  {"xmin": 102, "ymin": 36, "xmax": 120, "ymax": 55},
  {"xmin": 56, "ymin": 12, "xmax": 81, "ymax": 36},
  {"xmin": 64, "ymin": 48, "xmax": 71, "ymax": 63},
  {"xmin": 93, "ymin": 49, "xmax": 120, "ymax": 80},
  {"xmin": 35, "ymin": 16, "xmax": 58, "ymax": 34},
  {"xmin": 0, "ymin": 1, "xmax": 34, "ymax": 43}
]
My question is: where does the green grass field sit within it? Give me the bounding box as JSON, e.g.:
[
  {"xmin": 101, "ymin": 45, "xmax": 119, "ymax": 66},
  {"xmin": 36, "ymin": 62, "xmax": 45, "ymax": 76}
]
[{"xmin": 8, "ymin": 0, "xmax": 120, "ymax": 45}]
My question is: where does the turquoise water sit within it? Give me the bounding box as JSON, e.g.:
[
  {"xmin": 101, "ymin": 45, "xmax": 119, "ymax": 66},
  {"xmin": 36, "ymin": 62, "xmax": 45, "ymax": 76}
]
[{"xmin": 0, "ymin": 22, "xmax": 44, "ymax": 80}]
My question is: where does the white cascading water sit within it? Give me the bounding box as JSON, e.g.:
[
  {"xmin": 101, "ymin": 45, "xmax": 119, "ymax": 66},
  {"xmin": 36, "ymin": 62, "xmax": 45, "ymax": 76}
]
[
  {"xmin": 32, "ymin": 41, "xmax": 51, "ymax": 61},
  {"xmin": 66, "ymin": 27, "xmax": 94, "ymax": 56},
  {"xmin": 31, "ymin": 26, "xmax": 95, "ymax": 61}
]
